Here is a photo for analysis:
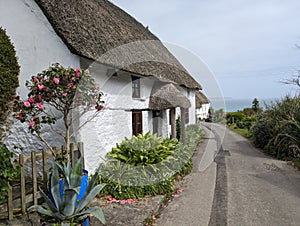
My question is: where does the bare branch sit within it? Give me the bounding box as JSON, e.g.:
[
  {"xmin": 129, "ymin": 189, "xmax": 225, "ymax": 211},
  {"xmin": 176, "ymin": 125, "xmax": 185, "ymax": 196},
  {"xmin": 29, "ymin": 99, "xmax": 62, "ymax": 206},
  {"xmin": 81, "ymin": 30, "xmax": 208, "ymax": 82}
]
[
  {"xmin": 49, "ymin": 124, "xmax": 65, "ymax": 138},
  {"xmin": 70, "ymin": 110, "xmax": 101, "ymax": 137},
  {"xmin": 36, "ymin": 132, "xmax": 56, "ymax": 157},
  {"xmin": 280, "ymin": 74, "xmax": 300, "ymax": 88}
]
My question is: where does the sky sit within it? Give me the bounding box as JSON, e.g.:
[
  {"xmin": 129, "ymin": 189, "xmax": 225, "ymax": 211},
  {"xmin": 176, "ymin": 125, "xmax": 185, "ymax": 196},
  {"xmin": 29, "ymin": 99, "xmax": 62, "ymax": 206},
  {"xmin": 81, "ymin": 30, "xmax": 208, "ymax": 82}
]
[{"xmin": 110, "ymin": 0, "xmax": 300, "ymax": 100}]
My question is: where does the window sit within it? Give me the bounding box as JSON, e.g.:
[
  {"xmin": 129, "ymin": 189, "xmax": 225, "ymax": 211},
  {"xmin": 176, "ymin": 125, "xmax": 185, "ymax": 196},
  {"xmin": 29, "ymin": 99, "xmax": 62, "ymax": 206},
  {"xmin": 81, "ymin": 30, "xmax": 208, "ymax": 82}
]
[
  {"xmin": 184, "ymin": 108, "xmax": 189, "ymax": 124},
  {"xmin": 132, "ymin": 76, "xmax": 140, "ymax": 98},
  {"xmin": 132, "ymin": 111, "xmax": 143, "ymax": 136}
]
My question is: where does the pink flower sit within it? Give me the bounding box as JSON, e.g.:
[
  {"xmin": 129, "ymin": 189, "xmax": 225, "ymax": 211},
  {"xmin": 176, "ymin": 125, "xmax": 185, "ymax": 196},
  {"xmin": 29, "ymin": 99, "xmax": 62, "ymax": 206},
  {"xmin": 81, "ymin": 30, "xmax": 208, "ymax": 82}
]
[
  {"xmin": 33, "ymin": 77, "xmax": 39, "ymax": 83},
  {"xmin": 23, "ymin": 101, "xmax": 31, "ymax": 107},
  {"xmin": 62, "ymin": 92, "xmax": 67, "ymax": 97},
  {"xmin": 37, "ymin": 84, "xmax": 45, "ymax": 90},
  {"xmin": 75, "ymin": 67, "xmax": 80, "ymax": 78},
  {"xmin": 67, "ymin": 83, "xmax": 74, "ymax": 88},
  {"xmin": 120, "ymin": 200, "xmax": 127, "ymax": 205},
  {"xmin": 171, "ymin": 194, "xmax": 179, "ymax": 198},
  {"xmin": 36, "ymin": 103, "xmax": 44, "ymax": 109},
  {"xmin": 29, "ymin": 121, "xmax": 35, "ymax": 127},
  {"xmin": 177, "ymin": 189, "xmax": 183, "ymax": 193},
  {"xmin": 53, "ymin": 77, "xmax": 59, "ymax": 84},
  {"xmin": 38, "ymin": 95, "xmax": 42, "ymax": 101},
  {"xmin": 28, "ymin": 97, "xmax": 35, "ymax": 103},
  {"xmin": 15, "ymin": 115, "xmax": 21, "ymax": 119}
]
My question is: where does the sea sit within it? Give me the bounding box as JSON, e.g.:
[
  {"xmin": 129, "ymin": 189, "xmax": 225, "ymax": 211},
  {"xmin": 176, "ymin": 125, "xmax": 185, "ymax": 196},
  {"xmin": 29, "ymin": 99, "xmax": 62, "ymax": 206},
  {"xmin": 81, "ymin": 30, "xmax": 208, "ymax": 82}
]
[{"xmin": 210, "ymin": 98, "xmax": 276, "ymax": 112}]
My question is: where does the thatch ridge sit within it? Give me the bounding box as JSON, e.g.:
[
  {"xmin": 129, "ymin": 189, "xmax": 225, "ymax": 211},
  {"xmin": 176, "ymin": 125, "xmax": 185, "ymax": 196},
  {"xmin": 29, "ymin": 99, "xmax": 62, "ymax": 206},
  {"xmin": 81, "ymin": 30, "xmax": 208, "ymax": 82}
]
[
  {"xmin": 149, "ymin": 82, "xmax": 191, "ymax": 110},
  {"xmin": 195, "ymin": 90, "xmax": 210, "ymax": 108},
  {"xmin": 34, "ymin": 0, "xmax": 201, "ymax": 89}
]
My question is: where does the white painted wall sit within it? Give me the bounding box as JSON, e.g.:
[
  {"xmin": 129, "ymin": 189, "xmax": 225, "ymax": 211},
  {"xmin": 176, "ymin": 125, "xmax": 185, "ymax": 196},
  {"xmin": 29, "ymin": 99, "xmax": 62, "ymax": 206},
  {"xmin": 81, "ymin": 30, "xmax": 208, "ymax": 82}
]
[
  {"xmin": 188, "ymin": 90, "xmax": 196, "ymax": 125},
  {"xmin": 196, "ymin": 103, "xmax": 211, "ymax": 120},
  {"xmin": 1, "ymin": 0, "xmax": 80, "ymax": 157},
  {"xmin": 0, "ymin": 0, "xmax": 198, "ymax": 173},
  {"xmin": 78, "ymin": 63, "xmax": 159, "ymax": 172},
  {"xmin": 0, "ymin": 0, "xmax": 80, "ymax": 98}
]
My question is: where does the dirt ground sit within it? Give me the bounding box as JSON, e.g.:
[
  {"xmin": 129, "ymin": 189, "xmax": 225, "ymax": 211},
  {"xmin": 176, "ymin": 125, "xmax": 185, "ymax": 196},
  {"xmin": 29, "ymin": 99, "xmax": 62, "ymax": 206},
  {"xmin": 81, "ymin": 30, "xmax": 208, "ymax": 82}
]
[{"xmin": 0, "ymin": 195, "xmax": 163, "ymax": 226}]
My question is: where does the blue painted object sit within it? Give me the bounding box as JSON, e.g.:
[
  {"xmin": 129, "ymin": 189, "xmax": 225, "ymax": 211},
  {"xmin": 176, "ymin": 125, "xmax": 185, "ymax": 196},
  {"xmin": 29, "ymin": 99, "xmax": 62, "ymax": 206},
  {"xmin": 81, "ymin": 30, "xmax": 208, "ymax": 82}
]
[{"xmin": 52, "ymin": 169, "xmax": 90, "ymax": 225}]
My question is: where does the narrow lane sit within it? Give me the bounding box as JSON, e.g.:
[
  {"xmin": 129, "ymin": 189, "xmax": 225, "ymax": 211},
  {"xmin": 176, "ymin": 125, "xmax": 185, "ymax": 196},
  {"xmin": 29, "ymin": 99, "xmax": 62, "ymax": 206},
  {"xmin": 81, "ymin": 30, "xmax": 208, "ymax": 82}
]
[
  {"xmin": 157, "ymin": 123, "xmax": 300, "ymax": 225},
  {"xmin": 209, "ymin": 123, "xmax": 300, "ymax": 226}
]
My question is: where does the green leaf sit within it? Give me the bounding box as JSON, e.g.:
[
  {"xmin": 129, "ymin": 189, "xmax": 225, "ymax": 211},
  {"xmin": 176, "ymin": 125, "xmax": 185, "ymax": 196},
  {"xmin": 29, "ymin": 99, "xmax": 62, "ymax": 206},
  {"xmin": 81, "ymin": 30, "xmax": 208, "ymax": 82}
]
[
  {"xmin": 35, "ymin": 205, "xmax": 56, "ymax": 218},
  {"xmin": 51, "ymin": 162, "xmax": 62, "ymax": 209},
  {"xmin": 38, "ymin": 187, "xmax": 59, "ymax": 214},
  {"xmin": 75, "ymin": 206, "xmax": 106, "ymax": 225},
  {"xmin": 75, "ymin": 184, "xmax": 105, "ymax": 213},
  {"xmin": 61, "ymin": 188, "xmax": 79, "ymax": 217}
]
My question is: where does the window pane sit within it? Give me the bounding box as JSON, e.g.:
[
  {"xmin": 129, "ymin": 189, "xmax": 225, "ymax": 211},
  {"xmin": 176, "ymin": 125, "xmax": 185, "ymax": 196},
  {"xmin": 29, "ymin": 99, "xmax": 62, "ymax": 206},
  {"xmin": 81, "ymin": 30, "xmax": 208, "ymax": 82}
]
[
  {"xmin": 132, "ymin": 76, "xmax": 140, "ymax": 98},
  {"xmin": 132, "ymin": 111, "xmax": 143, "ymax": 136}
]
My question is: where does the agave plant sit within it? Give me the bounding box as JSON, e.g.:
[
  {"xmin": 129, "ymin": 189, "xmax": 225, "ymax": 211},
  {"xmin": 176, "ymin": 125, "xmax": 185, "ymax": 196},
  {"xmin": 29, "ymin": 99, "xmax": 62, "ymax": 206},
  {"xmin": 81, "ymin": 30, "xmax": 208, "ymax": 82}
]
[{"xmin": 34, "ymin": 158, "xmax": 106, "ymax": 225}]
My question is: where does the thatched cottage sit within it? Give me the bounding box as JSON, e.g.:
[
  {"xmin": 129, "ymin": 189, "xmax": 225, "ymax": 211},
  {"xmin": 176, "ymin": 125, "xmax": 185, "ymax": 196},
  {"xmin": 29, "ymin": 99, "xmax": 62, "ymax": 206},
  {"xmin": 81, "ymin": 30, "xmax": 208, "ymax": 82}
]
[
  {"xmin": 196, "ymin": 91, "xmax": 210, "ymax": 120},
  {"xmin": 1, "ymin": 0, "xmax": 202, "ymax": 171}
]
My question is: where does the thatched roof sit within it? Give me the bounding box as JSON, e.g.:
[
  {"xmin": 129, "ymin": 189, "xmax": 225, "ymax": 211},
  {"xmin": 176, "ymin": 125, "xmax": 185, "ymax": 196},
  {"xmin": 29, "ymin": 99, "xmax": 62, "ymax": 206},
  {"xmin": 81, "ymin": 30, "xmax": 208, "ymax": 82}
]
[
  {"xmin": 195, "ymin": 90, "xmax": 210, "ymax": 108},
  {"xmin": 149, "ymin": 82, "xmax": 191, "ymax": 110},
  {"xmin": 34, "ymin": 0, "xmax": 201, "ymax": 89}
]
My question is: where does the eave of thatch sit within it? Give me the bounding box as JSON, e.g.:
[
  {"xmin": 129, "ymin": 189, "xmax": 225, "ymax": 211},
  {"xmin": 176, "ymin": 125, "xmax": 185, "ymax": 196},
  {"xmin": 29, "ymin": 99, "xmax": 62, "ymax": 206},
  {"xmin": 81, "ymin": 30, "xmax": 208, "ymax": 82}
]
[
  {"xmin": 195, "ymin": 90, "xmax": 210, "ymax": 108},
  {"xmin": 34, "ymin": 0, "xmax": 201, "ymax": 89},
  {"xmin": 149, "ymin": 82, "xmax": 191, "ymax": 110}
]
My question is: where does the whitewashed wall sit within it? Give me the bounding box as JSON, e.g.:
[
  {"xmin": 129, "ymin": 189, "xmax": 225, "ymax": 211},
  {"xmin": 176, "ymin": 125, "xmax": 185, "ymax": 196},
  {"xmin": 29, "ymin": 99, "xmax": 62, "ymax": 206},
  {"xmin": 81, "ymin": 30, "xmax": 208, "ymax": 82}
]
[
  {"xmin": 0, "ymin": 0, "xmax": 197, "ymax": 172},
  {"xmin": 196, "ymin": 103, "xmax": 211, "ymax": 120},
  {"xmin": 78, "ymin": 63, "xmax": 158, "ymax": 172},
  {"xmin": 188, "ymin": 90, "xmax": 196, "ymax": 125},
  {"xmin": 178, "ymin": 87, "xmax": 196, "ymax": 125},
  {"xmin": 1, "ymin": 0, "xmax": 80, "ymax": 156}
]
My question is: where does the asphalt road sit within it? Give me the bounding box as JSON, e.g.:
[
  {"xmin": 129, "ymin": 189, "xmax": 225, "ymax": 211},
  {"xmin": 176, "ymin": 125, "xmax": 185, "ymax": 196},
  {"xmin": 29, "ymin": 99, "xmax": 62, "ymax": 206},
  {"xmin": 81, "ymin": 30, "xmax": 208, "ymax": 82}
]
[{"xmin": 157, "ymin": 122, "xmax": 300, "ymax": 226}]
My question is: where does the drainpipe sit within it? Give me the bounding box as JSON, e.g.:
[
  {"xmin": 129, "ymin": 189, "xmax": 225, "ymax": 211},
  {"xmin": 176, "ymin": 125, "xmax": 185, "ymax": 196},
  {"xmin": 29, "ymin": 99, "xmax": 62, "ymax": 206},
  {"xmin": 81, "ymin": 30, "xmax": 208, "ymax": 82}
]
[{"xmin": 180, "ymin": 107, "xmax": 186, "ymax": 145}]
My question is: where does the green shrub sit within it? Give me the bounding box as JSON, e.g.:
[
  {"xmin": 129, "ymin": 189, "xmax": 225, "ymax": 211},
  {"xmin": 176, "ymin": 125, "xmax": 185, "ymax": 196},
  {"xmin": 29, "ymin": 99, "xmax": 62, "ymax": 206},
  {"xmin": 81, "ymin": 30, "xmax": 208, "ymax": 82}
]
[
  {"xmin": 252, "ymin": 95, "xmax": 300, "ymax": 159},
  {"xmin": 108, "ymin": 132, "xmax": 179, "ymax": 166},
  {"xmin": 98, "ymin": 126, "xmax": 202, "ymax": 200},
  {"xmin": 186, "ymin": 124, "xmax": 202, "ymax": 149},
  {"xmin": 176, "ymin": 116, "xmax": 181, "ymax": 140},
  {"xmin": 0, "ymin": 27, "xmax": 19, "ymax": 140},
  {"xmin": 0, "ymin": 144, "xmax": 20, "ymax": 203},
  {"xmin": 226, "ymin": 112, "xmax": 246, "ymax": 125}
]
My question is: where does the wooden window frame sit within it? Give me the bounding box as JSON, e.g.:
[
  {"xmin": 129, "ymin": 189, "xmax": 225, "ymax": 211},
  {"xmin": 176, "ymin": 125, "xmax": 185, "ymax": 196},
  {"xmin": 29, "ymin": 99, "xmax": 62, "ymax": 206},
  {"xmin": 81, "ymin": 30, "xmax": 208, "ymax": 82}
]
[
  {"xmin": 184, "ymin": 108, "xmax": 189, "ymax": 124},
  {"xmin": 132, "ymin": 76, "xmax": 141, "ymax": 98},
  {"xmin": 132, "ymin": 111, "xmax": 143, "ymax": 136}
]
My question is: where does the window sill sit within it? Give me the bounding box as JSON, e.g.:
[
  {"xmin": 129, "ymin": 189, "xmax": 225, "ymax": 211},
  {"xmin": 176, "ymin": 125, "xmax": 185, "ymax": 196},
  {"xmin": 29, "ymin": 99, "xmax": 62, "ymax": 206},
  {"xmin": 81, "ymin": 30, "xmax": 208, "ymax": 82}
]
[{"xmin": 132, "ymin": 97, "xmax": 146, "ymax": 101}]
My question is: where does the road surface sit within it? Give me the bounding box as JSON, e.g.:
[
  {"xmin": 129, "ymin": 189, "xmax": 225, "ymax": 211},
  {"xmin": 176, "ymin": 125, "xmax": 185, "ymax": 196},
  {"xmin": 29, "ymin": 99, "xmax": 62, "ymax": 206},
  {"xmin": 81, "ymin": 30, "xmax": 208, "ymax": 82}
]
[{"xmin": 157, "ymin": 122, "xmax": 300, "ymax": 226}]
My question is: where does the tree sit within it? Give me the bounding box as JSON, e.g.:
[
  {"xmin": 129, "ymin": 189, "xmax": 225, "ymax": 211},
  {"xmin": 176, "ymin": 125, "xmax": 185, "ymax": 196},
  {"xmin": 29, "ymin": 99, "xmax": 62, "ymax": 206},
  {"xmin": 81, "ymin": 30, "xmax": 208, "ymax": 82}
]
[
  {"xmin": 252, "ymin": 98, "xmax": 260, "ymax": 112},
  {"xmin": 0, "ymin": 27, "xmax": 19, "ymax": 141},
  {"xmin": 13, "ymin": 63, "xmax": 104, "ymax": 159},
  {"xmin": 281, "ymin": 72, "xmax": 300, "ymax": 88}
]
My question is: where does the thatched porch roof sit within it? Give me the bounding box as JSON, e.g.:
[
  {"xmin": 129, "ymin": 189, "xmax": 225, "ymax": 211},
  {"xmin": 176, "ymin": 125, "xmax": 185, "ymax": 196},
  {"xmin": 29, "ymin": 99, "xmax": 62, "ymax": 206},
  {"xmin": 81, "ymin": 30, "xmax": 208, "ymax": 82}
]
[
  {"xmin": 34, "ymin": 0, "xmax": 201, "ymax": 89},
  {"xmin": 149, "ymin": 82, "xmax": 191, "ymax": 110},
  {"xmin": 195, "ymin": 90, "xmax": 210, "ymax": 108}
]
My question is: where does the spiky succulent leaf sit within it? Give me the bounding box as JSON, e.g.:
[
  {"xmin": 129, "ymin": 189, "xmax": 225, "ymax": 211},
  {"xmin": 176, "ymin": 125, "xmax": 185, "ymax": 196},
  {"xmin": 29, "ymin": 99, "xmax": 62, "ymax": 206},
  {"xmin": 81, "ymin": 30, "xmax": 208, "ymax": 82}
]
[
  {"xmin": 35, "ymin": 205, "xmax": 56, "ymax": 218},
  {"xmin": 75, "ymin": 206, "xmax": 106, "ymax": 225},
  {"xmin": 62, "ymin": 161, "xmax": 71, "ymax": 188},
  {"xmin": 75, "ymin": 184, "xmax": 105, "ymax": 213},
  {"xmin": 71, "ymin": 157, "xmax": 83, "ymax": 189},
  {"xmin": 61, "ymin": 188, "xmax": 80, "ymax": 217},
  {"xmin": 38, "ymin": 187, "xmax": 58, "ymax": 214},
  {"xmin": 51, "ymin": 162, "xmax": 62, "ymax": 209}
]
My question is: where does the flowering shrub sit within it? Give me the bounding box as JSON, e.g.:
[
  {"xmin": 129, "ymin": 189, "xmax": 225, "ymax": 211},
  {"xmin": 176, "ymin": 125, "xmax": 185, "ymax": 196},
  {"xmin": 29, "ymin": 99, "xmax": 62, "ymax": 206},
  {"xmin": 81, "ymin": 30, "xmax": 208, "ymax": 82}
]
[{"xmin": 13, "ymin": 63, "xmax": 104, "ymax": 157}]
